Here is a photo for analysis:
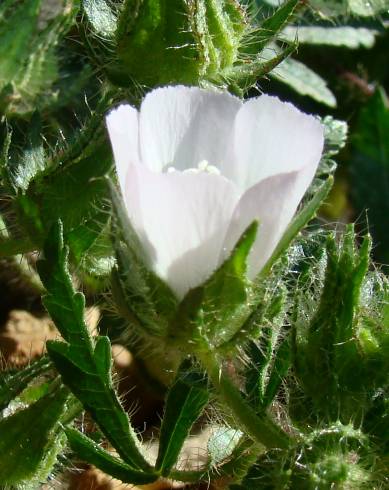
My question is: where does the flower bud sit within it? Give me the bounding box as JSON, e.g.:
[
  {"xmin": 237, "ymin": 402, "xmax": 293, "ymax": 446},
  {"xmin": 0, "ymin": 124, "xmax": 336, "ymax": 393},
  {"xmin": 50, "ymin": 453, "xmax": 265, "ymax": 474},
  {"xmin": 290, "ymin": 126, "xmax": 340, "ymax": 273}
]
[{"xmin": 116, "ymin": 0, "xmax": 247, "ymax": 87}]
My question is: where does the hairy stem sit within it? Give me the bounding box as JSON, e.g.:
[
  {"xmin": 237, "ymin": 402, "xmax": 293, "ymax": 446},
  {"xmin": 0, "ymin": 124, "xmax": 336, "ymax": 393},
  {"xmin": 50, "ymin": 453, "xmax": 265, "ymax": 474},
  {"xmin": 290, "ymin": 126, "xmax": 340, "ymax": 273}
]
[{"xmin": 198, "ymin": 351, "xmax": 292, "ymax": 450}]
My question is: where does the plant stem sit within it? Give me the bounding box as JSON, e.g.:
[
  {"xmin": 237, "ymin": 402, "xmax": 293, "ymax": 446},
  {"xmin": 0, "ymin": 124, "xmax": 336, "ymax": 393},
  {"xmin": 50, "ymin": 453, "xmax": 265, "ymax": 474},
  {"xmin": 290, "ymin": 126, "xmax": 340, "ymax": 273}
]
[
  {"xmin": 60, "ymin": 395, "xmax": 84, "ymax": 426},
  {"xmin": 198, "ymin": 351, "xmax": 292, "ymax": 450},
  {"xmin": 169, "ymin": 468, "xmax": 209, "ymax": 483}
]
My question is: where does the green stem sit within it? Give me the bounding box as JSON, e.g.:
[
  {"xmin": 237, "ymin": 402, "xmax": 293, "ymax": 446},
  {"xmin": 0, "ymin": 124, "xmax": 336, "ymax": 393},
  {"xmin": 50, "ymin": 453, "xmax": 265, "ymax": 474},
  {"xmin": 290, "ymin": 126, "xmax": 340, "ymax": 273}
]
[
  {"xmin": 169, "ymin": 468, "xmax": 209, "ymax": 483},
  {"xmin": 60, "ymin": 395, "xmax": 84, "ymax": 426},
  {"xmin": 198, "ymin": 351, "xmax": 292, "ymax": 450}
]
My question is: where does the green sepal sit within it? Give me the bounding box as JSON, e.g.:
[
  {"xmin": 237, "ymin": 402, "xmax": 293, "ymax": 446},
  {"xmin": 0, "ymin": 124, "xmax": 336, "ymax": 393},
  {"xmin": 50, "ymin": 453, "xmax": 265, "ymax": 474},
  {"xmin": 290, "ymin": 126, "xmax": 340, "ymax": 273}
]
[
  {"xmin": 293, "ymin": 226, "xmax": 374, "ymax": 421},
  {"xmin": 245, "ymin": 288, "xmax": 290, "ymax": 411},
  {"xmin": 168, "ymin": 222, "xmax": 258, "ymax": 350},
  {"xmin": 38, "ymin": 221, "xmax": 151, "ymax": 471},
  {"xmin": 156, "ymin": 365, "xmax": 209, "ymax": 476},
  {"xmin": 0, "ymin": 384, "xmax": 68, "ymax": 485},
  {"xmin": 65, "ymin": 428, "xmax": 158, "ymax": 485},
  {"xmin": 226, "ymin": 42, "xmax": 296, "ymax": 91},
  {"xmin": 247, "ymin": 0, "xmax": 301, "ymax": 54}
]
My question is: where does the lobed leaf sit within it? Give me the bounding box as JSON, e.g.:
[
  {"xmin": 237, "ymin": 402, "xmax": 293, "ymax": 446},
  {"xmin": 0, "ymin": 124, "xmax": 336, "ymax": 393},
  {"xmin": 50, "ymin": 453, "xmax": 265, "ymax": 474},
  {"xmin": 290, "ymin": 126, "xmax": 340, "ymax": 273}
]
[
  {"xmin": 38, "ymin": 221, "xmax": 151, "ymax": 471},
  {"xmin": 65, "ymin": 428, "xmax": 157, "ymax": 484}
]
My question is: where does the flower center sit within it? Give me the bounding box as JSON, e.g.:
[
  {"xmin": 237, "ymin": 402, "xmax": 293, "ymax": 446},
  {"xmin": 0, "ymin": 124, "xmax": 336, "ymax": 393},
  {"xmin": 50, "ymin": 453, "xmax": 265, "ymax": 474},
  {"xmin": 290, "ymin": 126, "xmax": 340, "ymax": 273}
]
[{"xmin": 167, "ymin": 160, "xmax": 220, "ymax": 175}]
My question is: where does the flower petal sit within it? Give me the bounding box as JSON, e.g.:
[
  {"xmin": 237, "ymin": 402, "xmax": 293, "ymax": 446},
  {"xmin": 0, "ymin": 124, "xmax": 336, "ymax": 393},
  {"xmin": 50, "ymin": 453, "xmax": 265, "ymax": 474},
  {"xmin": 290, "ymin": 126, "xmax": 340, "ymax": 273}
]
[
  {"xmin": 123, "ymin": 163, "xmax": 240, "ymax": 298},
  {"xmin": 139, "ymin": 86, "xmax": 242, "ymax": 172},
  {"xmin": 221, "ymin": 169, "xmax": 317, "ymax": 279},
  {"xmin": 106, "ymin": 104, "xmax": 140, "ymax": 195},
  {"xmin": 231, "ymin": 95, "xmax": 324, "ymax": 191}
]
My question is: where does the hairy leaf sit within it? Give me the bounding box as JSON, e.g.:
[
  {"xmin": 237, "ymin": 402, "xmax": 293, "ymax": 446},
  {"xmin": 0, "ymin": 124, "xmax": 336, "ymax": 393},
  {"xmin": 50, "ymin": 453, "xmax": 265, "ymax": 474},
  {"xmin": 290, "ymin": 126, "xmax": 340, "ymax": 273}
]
[
  {"xmin": 66, "ymin": 428, "xmax": 157, "ymax": 484},
  {"xmin": 281, "ymin": 26, "xmax": 378, "ymax": 49},
  {"xmin": 0, "ymin": 357, "xmax": 51, "ymax": 411},
  {"xmin": 38, "ymin": 221, "xmax": 151, "ymax": 471},
  {"xmin": 0, "ymin": 384, "xmax": 68, "ymax": 485},
  {"xmin": 267, "ymin": 49, "xmax": 337, "ymax": 107},
  {"xmin": 156, "ymin": 369, "xmax": 209, "ymax": 475}
]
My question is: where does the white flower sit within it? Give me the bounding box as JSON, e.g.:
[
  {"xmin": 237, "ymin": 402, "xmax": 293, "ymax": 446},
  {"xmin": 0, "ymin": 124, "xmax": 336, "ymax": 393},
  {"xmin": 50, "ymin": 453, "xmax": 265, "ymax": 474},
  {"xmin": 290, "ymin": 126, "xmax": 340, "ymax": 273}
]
[{"xmin": 106, "ymin": 86, "xmax": 324, "ymax": 299}]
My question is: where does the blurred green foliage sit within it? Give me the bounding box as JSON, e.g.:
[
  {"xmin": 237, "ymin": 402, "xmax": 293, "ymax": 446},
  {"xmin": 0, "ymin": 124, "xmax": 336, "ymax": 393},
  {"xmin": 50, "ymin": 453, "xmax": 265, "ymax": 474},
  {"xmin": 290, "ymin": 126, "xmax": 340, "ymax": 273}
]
[{"xmin": 1, "ymin": 0, "xmax": 389, "ymax": 489}]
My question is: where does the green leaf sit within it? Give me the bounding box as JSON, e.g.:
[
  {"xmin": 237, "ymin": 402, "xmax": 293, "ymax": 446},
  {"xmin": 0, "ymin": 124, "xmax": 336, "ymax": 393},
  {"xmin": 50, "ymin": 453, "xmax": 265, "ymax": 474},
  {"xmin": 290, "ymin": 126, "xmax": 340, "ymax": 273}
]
[
  {"xmin": 156, "ymin": 368, "xmax": 209, "ymax": 476},
  {"xmin": 258, "ymin": 176, "xmax": 333, "ymax": 279},
  {"xmin": 0, "ymin": 0, "xmax": 75, "ymax": 115},
  {"xmin": 37, "ymin": 221, "xmax": 93, "ymax": 349},
  {"xmin": 65, "ymin": 428, "xmax": 157, "ymax": 485},
  {"xmin": 281, "ymin": 26, "xmax": 378, "ymax": 49},
  {"xmin": 21, "ymin": 135, "xmax": 112, "ymax": 262},
  {"xmin": 0, "ymin": 0, "xmax": 41, "ymax": 85},
  {"xmin": 261, "ymin": 335, "xmax": 291, "ymax": 408},
  {"xmin": 322, "ymin": 116, "xmax": 348, "ymax": 158},
  {"xmin": 0, "ymin": 357, "xmax": 51, "ymax": 411},
  {"xmin": 0, "ymin": 384, "xmax": 68, "ymax": 485},
  {"xmin": 37, "ymin": 221, "xmax": 151, "ymax": 471},
  {"xmin": 350, "ymin": 88, "xmax": 389, "ymax": 268},
  {"xmin": 245, "ymin": 290, "xmax": 290, "ymax": 410},
  {"xmin": 7, "ymin": 113, "xmax": 45, "ymax": 192},
  {"xmin": 267, "ymin": 49, "xmax": 337, "ymax": 107},
  {"xmin": 348, "ymin": 0, "xmax": 389, "ymax": 16},
  {"xmin": 13, "ymin": 4, "xmax": 74, "ymax": 115}
]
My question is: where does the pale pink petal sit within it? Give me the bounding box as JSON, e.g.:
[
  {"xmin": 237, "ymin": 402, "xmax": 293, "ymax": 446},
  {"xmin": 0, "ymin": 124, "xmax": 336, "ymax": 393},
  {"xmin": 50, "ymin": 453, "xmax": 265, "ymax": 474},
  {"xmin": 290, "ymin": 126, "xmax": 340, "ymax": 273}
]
[
  {"xmin": 231, "ymin": 95, "xmax": 324, "ymax": 191},
  {"xmin": 106, "ymin": 104, "xmax": 140, "ymax": 195},
  {"xmin": 123, "ymin": 164, "xmax": 240, "ymax": 298},
  {"xmin": 221, "ymin": 169, "xmax": 315, "ymax": 279},
  {"xmin": 139, "ymin": 86, "xmax": 242, "ymax": 172}
]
